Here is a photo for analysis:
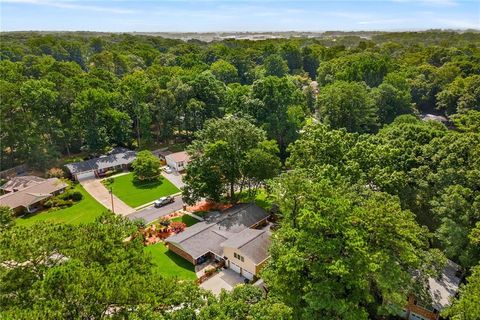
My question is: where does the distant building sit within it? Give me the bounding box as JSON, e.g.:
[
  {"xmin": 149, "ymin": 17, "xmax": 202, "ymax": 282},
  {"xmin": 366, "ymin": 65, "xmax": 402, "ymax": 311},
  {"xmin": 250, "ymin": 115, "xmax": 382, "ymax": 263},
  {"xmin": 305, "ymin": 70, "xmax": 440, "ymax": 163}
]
[
  {"xmin": 152, "ymin": 149, "xmax": 172, "ymax": 161},
  {"xmin": 166, "ymin": 204, "xmax": 270, "ymax": 280},
  {"xmin": 65, "ymin": 149, "xmax": 136, "ymax": 181},
  {"xmin": 165, "ymin": 151, "xmax": 190, "ymax": 172},
  {"xmin": 0, "ymin": 178, "xmax": 68, "ymax": 214},
  {"xmin": 420, "ymin": 114, "xmax": 449, "ymax": 124},
  {"xmin": 402, "ymin": 260, "xmax": 462, "ymax": 320}
]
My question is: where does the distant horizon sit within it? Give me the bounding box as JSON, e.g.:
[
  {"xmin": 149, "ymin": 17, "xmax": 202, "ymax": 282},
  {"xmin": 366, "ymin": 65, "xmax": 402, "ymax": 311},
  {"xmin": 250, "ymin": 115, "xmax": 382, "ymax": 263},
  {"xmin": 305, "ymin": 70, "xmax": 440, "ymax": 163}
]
[
  {"xmin": 2, "ymin": 28, "xmax": 478, "ymax": 33},
  {"xmin": 2, "ymin": 0, "xmax": 479, "ymax": 32}
]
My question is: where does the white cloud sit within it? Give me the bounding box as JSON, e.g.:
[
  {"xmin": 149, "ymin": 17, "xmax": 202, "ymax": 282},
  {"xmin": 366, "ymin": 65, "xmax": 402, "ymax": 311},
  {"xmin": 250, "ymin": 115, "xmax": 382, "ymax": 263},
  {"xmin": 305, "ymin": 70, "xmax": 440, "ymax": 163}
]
[
  {"xmin": 391, "ymin": 0, "xmax": 458, "ymax": 7},
  {"xmin": 2, "ymin": 0, "xmax": 138, "ymax": 14}
]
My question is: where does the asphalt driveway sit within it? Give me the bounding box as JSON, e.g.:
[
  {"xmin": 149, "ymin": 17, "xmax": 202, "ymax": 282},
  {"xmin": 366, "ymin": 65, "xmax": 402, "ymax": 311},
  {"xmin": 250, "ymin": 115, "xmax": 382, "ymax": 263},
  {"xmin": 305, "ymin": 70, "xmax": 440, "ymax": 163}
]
[{"xmin": 127, "ymin": 195, "xmax": 184, "ymax": 223}]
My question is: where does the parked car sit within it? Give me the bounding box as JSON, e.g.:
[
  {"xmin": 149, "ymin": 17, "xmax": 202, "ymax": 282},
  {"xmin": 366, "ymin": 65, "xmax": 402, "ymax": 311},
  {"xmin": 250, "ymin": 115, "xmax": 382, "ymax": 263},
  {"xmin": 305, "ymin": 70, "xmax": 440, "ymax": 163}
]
[
  {"xmin": 163, "ymin": 167, "xmax": 173, "ymax": 174},
  {"xmin": 154, "ymin": 196, "xmax": 174, "ymax": 208}
]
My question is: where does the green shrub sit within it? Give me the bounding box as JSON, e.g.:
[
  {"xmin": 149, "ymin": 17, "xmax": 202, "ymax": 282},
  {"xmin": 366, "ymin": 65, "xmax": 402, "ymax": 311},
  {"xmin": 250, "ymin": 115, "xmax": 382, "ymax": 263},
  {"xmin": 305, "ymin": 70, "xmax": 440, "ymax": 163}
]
[
  {"xmin": 68, "ymin": 191, "xmax": 83, "ymax": 201},
  {"xmin": 55, "ymin": 190, "xmax": 82, "ymax": 202},
  {"xmin": 44, "ymin": 198, "xmax": 73, "ymax": 209},
  {"xmin": 44, "ymin": 199, "xmax": 54, "ymax": 208}
]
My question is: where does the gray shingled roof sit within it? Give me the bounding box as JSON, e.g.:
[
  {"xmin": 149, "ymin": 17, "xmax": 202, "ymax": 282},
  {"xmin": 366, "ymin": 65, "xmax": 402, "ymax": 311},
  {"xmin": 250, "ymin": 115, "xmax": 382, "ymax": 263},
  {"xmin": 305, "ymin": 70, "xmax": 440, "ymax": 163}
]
[
  {"xmin": 429, "ymin": 259, "xmax": 462, "ymax": 310},
  {"xmin": 152, "ymin": 149, "xmax": 172, "ymax": 158},
  {"xmin": 166, "ymin": 203, "xmax": 269, "ymax": 260},
  {"xmin": 222, "ymin": 228, "xmax": 270, "ymax": 264},
  {"xmin": 65, "ymin": 150, "xmax": 137, "ymax": 175}
]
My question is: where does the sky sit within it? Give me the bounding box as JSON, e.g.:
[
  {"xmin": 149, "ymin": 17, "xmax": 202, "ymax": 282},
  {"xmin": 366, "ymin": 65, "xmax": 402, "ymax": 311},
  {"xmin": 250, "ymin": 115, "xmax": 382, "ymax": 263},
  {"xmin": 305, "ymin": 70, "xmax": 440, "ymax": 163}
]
[{"xmin": 1, "ymin": 0, "xmax": 479, "ymax": 32}]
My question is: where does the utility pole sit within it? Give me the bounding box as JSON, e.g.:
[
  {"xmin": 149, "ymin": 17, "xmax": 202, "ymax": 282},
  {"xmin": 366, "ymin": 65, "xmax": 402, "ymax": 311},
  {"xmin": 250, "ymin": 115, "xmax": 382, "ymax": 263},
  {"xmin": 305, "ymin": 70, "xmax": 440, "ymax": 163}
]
[{"xmin": 110, "ymin": 187, "xmax": 115, "ymax": 214}]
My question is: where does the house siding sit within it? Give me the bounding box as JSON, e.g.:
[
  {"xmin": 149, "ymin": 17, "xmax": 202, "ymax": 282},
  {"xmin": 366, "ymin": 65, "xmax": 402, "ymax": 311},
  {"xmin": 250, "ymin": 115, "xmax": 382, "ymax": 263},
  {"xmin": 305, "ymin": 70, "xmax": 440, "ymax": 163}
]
[
  {"xmin": 224, "ymin": 247, "xmax": 257, "ymax": 276},
  {"xmin": 404, "ymin": 296, "xmax": 438, "ymax": 320},
  {"xmin": 166, "ymin": 243, "xmax": 196, "ymax": 264}
]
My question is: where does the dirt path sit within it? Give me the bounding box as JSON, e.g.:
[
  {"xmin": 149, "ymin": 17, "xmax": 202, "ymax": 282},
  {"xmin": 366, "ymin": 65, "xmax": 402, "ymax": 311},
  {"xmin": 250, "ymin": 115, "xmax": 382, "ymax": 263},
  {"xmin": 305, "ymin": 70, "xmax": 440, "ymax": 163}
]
[{"xmin": 80, "ymin": 179, "xmax": 135, "ymax": 216}]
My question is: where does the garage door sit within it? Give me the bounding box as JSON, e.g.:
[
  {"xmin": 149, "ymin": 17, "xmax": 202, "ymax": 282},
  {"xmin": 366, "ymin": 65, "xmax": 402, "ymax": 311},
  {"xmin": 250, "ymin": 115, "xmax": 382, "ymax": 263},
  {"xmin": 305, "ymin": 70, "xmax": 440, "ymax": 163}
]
[
  {"xmin": 242, "ymin": 269, "xmax": 254, "ymax": 280},
  {"xmin": 76, "ymin": 171, "xmax": 96, "ymax": 181},
  {"xmin": 229, "ymin": 262, "xmax": 241, "ymax": 274}
]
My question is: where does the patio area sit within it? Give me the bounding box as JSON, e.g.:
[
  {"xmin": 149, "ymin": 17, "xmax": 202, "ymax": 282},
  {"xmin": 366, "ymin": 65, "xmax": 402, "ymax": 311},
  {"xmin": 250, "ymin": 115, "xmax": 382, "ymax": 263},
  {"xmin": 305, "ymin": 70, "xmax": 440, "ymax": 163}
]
[{"xmin": 199, "ymin": 268, "xmax": 247, "ymax": 295}]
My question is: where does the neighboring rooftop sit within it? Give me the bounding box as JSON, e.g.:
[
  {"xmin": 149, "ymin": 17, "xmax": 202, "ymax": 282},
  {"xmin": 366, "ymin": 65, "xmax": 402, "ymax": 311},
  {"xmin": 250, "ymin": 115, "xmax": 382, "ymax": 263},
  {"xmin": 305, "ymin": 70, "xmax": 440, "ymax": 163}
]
[
  {"xmin": 167, "ymin": 203, "xmax": 269, "ymax": 260},
  {"xmin": 429, "ymin": 259, "xmax": 462, "ymax": 310},
  {"xmin": 152, "ymin": 149, "xmax": 172, "ymax": 158},
  {"xmin": 421, "ymin": 114, "xmax": 448, "ymax": 123},
  {"xmin": 0, "ymin": 178, "xmax": 68, "ymax": 210},
  {"xmin": 1, "ymin": 176, "xmax": 46, "ymax": 193},
  {"xmin": 166, "ymin": 151, "xmax": 190, "ymax": 163},
  {"xmin": 65, "ymin": 150, "xmax": 137, "ymax": 175}
]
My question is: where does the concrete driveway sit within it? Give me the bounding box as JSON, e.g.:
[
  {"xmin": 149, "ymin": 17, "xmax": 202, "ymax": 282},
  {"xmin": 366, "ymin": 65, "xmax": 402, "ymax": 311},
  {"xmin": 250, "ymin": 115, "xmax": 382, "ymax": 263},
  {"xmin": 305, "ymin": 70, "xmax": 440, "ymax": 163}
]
[
  {"xmin": 161, "ymin": 170, "xmax": 185, "ymax": 189},
  {"xmin": 127, "ymin": 195, "xmax": 184, "ymax": 223},
  {"xmin": 200, "ymin": 269, "xmax": 246, "ymax": 295},
  {"xmin": 80, "ymin": 179, "xmax": 135, "ymax": 216}
]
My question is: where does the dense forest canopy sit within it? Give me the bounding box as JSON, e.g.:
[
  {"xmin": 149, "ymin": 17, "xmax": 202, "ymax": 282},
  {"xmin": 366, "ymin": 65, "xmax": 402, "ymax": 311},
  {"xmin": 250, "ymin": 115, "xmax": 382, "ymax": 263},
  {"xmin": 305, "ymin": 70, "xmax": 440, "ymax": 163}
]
[
  {"xmin": 1, "ymin": 30, "xmax": 480, "ymax": 319},
  {"xmin": 1, "ymin": 31, "xmax": 479, "ymax": 170}
]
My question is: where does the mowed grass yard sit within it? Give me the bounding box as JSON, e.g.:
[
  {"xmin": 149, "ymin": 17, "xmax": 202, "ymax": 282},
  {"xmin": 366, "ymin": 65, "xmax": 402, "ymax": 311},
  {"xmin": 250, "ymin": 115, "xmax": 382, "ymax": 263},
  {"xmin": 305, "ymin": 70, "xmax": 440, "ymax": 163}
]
[
  {"xmin": 16, "ymin": 184, "xmax": 105, "ymax": 227},
  {"xmin": 108, "ymin": 173, "xmax": 179, "ymax": 208},
  {"xmin": 144, "ymin": 242, "xmax": 196, "ymax": 281},
  {"xmin": 171, "ymin": 214, "xmax": 200, "ymax": 227}
]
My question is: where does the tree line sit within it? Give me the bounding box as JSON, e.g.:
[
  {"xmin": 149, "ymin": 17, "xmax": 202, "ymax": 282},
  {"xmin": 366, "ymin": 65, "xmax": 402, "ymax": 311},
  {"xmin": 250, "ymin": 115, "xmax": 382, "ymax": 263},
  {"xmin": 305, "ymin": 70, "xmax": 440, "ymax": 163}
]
[
  {"xmin": 1, "ymin": 31, "xmax": 479, "ymax": 170},
  {"xmin": 1, "ymin": 31, "xmax": 480, "ymax": 319}
]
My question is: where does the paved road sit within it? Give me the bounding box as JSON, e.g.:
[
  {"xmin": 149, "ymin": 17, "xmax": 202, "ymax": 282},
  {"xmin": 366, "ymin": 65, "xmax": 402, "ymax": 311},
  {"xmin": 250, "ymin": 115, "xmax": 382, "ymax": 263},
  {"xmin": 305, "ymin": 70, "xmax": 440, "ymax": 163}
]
[
  {"xmin": 127, "ymin": 195, "xmax": 184, "ymax": 223},
  {"xmin": 80, "ymin": 179, "xmax": 135, "ymax": 216}
]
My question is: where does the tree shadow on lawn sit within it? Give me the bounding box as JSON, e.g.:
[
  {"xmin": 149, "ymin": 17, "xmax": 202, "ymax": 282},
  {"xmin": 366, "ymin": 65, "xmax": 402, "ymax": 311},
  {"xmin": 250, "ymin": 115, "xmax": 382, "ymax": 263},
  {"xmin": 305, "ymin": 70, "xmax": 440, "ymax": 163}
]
[
  {"xmin": 132, "ymin": 178, "xmax": 165, "ymax": 189},
  {"xmin": 165, "ymin": 249, "xmax": 195, "ymax": 272}
]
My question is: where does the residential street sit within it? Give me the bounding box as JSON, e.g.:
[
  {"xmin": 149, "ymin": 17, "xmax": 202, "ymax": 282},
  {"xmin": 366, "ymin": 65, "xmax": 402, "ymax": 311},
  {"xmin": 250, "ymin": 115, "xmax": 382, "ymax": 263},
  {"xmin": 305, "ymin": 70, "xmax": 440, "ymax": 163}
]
[{"xmin": 127, "ymin": 195, "xmax": 184, "ymax": 223}]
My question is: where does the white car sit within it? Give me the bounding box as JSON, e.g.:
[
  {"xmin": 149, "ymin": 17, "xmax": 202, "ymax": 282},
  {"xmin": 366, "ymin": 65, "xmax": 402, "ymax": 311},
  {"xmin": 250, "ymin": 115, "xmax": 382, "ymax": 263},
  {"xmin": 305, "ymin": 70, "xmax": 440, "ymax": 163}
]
[
  {"xmin": 164, "ymin": 167, "xmax": 173, "ymax": 174},
  {"xmin": 154, "ymin": 196, "xmax": 174, "ymax": 208}
]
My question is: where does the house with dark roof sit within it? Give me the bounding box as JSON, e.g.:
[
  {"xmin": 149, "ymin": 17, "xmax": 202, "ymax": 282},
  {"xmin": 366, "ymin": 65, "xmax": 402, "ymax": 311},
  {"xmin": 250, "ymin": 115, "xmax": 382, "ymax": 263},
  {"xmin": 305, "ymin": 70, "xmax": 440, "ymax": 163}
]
[
  {"xmin": 152, "ymin": 148, "xmax": 172, "ymax": 161},
  {"xmin": 402, "ymin": 260, "xmax": 462, "ymax": 320},
  {"xmin": 166, "ymin": 203, "xmax": 270, "ymax": 280},
  {"xmin": 1, "ymin": 176, "xmax": 46, "ymax": 193},
  {"xmin": 65, "ymin": 149, "xmax": 136, "ymax": 181},
  {"xmin": 0, "ymin": 178, "xmax": 68, "ymax": 214}
]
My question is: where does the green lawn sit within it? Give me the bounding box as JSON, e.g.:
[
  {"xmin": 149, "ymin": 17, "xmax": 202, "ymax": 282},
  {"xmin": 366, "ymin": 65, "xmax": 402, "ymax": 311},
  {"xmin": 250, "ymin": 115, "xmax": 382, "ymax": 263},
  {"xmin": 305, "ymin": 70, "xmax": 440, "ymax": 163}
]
[
  {"xmin": 192, "ymin": 210, "xmax": 209, "ymax": 218},
  {"xmin": 16, "ymin": 184, "xmax": 106, "ymax": 227},
  {"xmin": 171, "ymin": 214, "xmax": 200, "ymax": 227},
  {"xmin": 144, "ymin": 242, "xmax": 196, "ymax": 280},
  {"xmin": 108, "ymin": 172, "xmax": 180, "ymax": 208}
]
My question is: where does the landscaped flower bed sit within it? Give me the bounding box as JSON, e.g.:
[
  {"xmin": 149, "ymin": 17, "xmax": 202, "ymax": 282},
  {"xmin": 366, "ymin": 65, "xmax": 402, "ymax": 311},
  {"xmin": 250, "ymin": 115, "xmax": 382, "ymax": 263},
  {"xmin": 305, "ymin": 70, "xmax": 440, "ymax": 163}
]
[{"xmin": 141, "ymin": 213, "xmax": 187, "ymax": 245}]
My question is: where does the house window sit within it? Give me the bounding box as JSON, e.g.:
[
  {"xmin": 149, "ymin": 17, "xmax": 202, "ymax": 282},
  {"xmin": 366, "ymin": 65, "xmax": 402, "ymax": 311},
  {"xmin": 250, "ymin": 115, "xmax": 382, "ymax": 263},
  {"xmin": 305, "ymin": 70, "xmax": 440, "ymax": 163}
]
[{"xmin": 234, "ymin": 252, "xmax": 244, "ymax": 262}]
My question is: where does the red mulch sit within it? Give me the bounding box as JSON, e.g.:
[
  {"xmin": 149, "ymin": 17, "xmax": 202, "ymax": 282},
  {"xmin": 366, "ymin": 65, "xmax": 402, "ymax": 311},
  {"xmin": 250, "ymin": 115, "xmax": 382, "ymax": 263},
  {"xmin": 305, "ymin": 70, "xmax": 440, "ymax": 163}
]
[{"xmin": 186, "ymin": 200, "xmax": 232, "ymax": 213}]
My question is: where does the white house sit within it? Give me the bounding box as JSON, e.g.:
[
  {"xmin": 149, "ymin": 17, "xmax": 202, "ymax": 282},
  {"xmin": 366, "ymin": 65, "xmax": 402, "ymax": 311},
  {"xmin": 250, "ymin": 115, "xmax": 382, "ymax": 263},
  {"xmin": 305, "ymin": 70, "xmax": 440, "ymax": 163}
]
[{"xmin": 165, "ymin": 151, "xmax": 190, "ymax": 172}]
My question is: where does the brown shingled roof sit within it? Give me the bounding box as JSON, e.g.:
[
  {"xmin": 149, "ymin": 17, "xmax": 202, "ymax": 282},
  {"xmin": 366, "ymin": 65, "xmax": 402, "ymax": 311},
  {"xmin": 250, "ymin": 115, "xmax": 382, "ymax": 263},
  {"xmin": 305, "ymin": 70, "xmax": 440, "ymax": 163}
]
[
  {"xmin": 0, "ymin": 178, "xmax": 68, "ymax": 210},
  {"xmin": 1, "ymin": 176, "xmax": 46, "ymax": 193}
]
